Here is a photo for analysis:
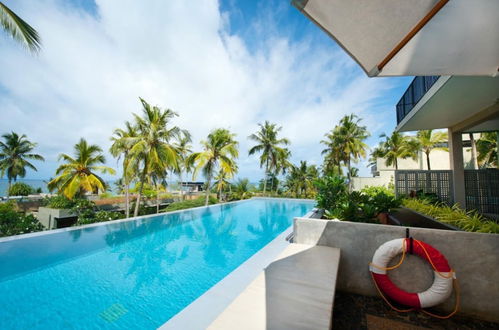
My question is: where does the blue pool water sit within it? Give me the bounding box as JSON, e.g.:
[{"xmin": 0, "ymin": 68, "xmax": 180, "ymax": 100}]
[{"xmin": 0, "ymin": 198, "xmax": 313, "ymax": 329}]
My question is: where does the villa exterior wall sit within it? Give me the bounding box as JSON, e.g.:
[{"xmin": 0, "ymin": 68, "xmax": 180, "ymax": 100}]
[
  {"xmin": 351, "ymin": 171, "xmax": 393, "ymax": 191},
  {"xmin": 293, "ymin": 218, "xmax": 499, "ymax": 322},
  {"xmin": 352, "ymin": 147, "xmax": 475, "ymax": 191}
]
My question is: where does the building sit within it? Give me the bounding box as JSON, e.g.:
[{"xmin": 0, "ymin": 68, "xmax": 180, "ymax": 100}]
[{"xmin": 352, "ymin": 134, "xmax": 478, "ymax": 191}]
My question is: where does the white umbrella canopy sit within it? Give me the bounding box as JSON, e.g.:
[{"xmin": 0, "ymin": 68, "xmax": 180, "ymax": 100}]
[{"xmin": 293, "ymin": 0, "xmax": 499, "ymax": 77}]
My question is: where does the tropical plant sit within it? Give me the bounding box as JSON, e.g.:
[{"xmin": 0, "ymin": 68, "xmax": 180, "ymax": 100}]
[
  {"xmin": 8, "ymin": 181, "xmax": 33, "ymax": 196},
  {"xmin": 41, "ymin": 195, "xmax": 77, "ymax": 209},
  {"xmin": 284, "ymin": 161, "xmax": 318, "ymax": 198},
  {"xmin": 248, "ymin": 121, "xmax": 290, "ymax": 195},
  {"xmin": 0, "ymin": 132, "xmax": 44, "ymax": 197},
  {"xmin": 173, "ymin": 132, "xmax": 193, "ymax": 200},
  {"xmin": 213, "ymin": 169, "xmax": 231, "ymax": 201},
  {"xmin": 373, "ymin": 131, "xmax": 417, "ymax": 170},
  {"xmin": 322, "ymin": 114, "xmax": 369, "ymax": 190},
  {"xmin": 189, "ymin": 128, "xmax": 239, "ymax": 206},
  {"xmin": 127, "ymin": 98, "xmax": 183, "ymax": 217},
  {"xmin": 230, "ymin": 178, "xmax": 253, "ymax": 200},
  {"xmin": 48, "ymin": 138, "xmax": 115, "ymax": 199},
  {"xmin": 163, "ymin": 195, "xmax": 218, "ymax": 212},
  {"xmin": 259, "ymin": 173, "xmax": 279, "ymax": 194},
  {"xmin": 0, "ymin": 2, "xmax": 41, "ymax": 52},
  {"xmin": 110, "ymin": 121, "xmax": 138, "ymax": 218},
  {"xmin": 402, "ymin": 198, "xmax": 499, "ymax": 234},
  {"xmin": 271, "ymin": 148, "xmax": 292, "ymax": 194},
  {"xmin": 414, "ymin": 130, "xmax": 448, "ymax": 170},
  {"xmin": 0, "ymin": 202, "xmax": 43, "ymax": 237},
  {"xmin": 476, "ymin": 132, "xmax": 498, "ymax": 168},
  {"xmin": 314, "ymin": 175, "xmax": 347, "ymax": 211}
]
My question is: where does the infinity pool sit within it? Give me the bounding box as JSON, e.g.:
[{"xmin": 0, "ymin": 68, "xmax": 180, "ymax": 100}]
[{"xmin": 0, "ymin": 198, "xmax": 314, "ymax": 329}]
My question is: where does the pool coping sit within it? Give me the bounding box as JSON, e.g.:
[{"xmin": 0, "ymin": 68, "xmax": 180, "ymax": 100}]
[{"xmin": 0, "ymin": 197, "xmax": 315, "ymax": 243}]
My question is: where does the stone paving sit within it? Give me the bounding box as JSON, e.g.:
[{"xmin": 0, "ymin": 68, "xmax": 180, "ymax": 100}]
[{"xmin": 332, "ymin": 292, "xmax": 498, "ymax": 330}]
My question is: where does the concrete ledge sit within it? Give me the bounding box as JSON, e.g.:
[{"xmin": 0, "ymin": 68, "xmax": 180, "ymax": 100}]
[{"xmin": 209, "ymin": 244, "xmax": 341, "ymax": 330}]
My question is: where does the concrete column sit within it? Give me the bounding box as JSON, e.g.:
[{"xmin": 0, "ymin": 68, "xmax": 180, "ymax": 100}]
[{"xmin": 448, "ymin": 128, "xmax": 465, "ymax": 207}]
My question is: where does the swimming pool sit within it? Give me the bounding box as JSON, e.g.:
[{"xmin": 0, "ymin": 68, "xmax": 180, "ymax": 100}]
[{"xmin": 0, "ymin": 198, "xmax": 314, "ymax": 329}]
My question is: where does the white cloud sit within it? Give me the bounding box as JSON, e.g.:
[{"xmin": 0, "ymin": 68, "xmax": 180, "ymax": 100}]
[{"xmin": 0, "ymin": 0, "xmax": 399, "ymax": 181}]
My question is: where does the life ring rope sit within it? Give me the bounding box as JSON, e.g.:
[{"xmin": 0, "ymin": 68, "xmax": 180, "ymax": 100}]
[
  {"xmin": 369, "ymin": 239, "xmax": 407, "ymax": 272},
  {"xmin": 369, "ymin": 238, "xmax": 461, "ymax": 319}
]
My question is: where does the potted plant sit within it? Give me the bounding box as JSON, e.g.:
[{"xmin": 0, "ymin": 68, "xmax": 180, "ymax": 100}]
[{"xmin": 370, "ymin": 192, "xmax": 401, "ymax": 224}]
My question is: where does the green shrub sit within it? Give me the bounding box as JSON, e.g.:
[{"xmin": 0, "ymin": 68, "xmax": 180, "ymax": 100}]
[
  {"xmin": 78, "ymin": 210, "xmax": 123, "ymax": 225},
  {"xmin": 315, "ymin": 177, "xmax": 401, "ymax": 223},
  {"xmin": 314, "ymin": 175, "xmax": 348, "ymax": 211},
  {"xmin": 361, "ymin": 185, "xmax": 395, "ymax": 197},
  {"xmin": 71, "ymin": 199, "xmax": 125, "ymax": 225},
  {"xmin": 8, "ymin": 182, "xmax": 34, "ymax": 196},
  {"xmin": 402, "ymin": 198, "xmax": 499, "ymax": 234},
  {"xmin": 42, "ymin": 195, "xmax": 77, "ymax": 209},
  {"xmin": 163, "ymin": 196, "xmax": 218, "ymax": 212},
  {"xmin": 0, "ymin": 202, "xmax": 44, "ymax": 237},
  {"xmin": 99, "ymin": 192, "xmax": 114, "ymax": 199}
]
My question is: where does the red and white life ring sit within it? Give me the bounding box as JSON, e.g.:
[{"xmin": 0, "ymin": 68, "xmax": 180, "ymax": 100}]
[{"xmin": 369, "ymin": 238, "xmax": 454, "ymax": 309}]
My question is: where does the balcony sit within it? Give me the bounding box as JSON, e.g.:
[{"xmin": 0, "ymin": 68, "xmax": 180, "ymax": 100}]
[{"xmin": 396, "ymin": 76, "xmax": 440, "ymax": 125}]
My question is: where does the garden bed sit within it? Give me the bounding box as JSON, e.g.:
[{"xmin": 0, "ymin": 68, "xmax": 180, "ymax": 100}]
[{"xmin": 388, "ymin": 207, "xmax": 460, "ymax": 231}]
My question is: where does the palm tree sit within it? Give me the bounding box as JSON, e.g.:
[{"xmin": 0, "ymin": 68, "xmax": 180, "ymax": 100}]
[
  {"xmin": 248, "ymin": 121, "xmax": 290, "ymax": 195},
  {"xmin": 48, "ymin": 138, "xmax": 115, "ymax": 199},
  {"xmin": 213, "ymin": 169, "xmax": 230, "ymax": 201},
  {"xmin": 0, "ymin": 2, "xmax": 41, "ymax": 52},
  {"xmin": 127, "ymin": 98, "xmax": 182, "ymax": 217},
  {"xmin": 321, "ymin": 134, "xmax": 345, "ymax": 177},
  {"xmin": 173, "ymin": 132, "xmax": 192, "ymax": 200},
  {"xmin": 232, "ymin": 178, "xmax": 252, "ymax": 200},
  {"xmin": 322, "ymin": 114, "xmax": 369, "ymax": 190},
  {"xmin": 375, "ymin": 131, "xmax": 417, "ymax": 170},
  {"xmin": 110, "ymin": 121, "xmax": 138, "ymax": 218},
  {"xmin": 414, "ymin": 130, "xmax": 448, "ymax": 170},
  {"xmin": 189, "ymin": 128, "xmax": 239, "ymax": 206},
  {"xmin": 0, "ymin": 132, "xmax": 44, "ymax": 197},
  {"xmin": 284, "ymin": 161, "xmax": 318, "ymax": 197},
  {"xmin": 476, "ymin": 132, "xmax": 498, "ymax": 168}
]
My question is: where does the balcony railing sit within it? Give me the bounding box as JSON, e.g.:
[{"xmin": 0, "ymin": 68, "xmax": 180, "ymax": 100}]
[{"xmin": 396, "ymin": 76, "xmax": 440, "ymax": 124}]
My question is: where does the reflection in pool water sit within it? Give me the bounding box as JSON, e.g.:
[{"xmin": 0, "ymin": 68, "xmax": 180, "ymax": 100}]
[{"xmin": 0, "ymin": 198, "xmax": 314, "ymax": 329}]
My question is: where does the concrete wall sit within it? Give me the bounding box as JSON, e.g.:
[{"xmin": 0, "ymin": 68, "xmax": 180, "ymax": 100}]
[
  {"xmin": 293, "ymin": 218, "xmax": 499, "ymax": 322},
  {"xmin": 37, "ymin": 207, "xmax": 75, "ymax": 229},
  {"xmin": 352, "ymin": 171, "xmax": 393, "ymax": 191}
]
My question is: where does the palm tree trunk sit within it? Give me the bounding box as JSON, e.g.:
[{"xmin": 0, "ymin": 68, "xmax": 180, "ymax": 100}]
[
  {"xmin": 263, "ymin": 160, "xmax": 268, "ymax": 195},
  {"xmin": 204, "ymin": 173, "xmax": 212, "ymax": 206},
  {"xmin": 469, "ymin": 133, "xmax": 478, "ymax": 169},
  {"xmin": 134, "ymin": 165, "xmax": 148, "ymax": 217},
  {"xmin": 125, "ymin": 182, "xmax": 130, "ymax": 218},
  {"xmin": 179, "ymin": 172, "xmax": 184, "ymax": 200},
  {"xmin": 6, "ymin": 179, "xmax": 11, "ymax": 200},
  {"xmin": 270, "ymin": 175, "xmax": 274, "ymax": 195},
  {"xmin": 395, "ymin": 158, "xmax": 398, "ymax": 170},
  {"xmin": 426, "ymin": 151, "xmax": 431, "ymax": 170},
  {"xmin": 347, "ymin": 158, "xmax": 352, "ymax": 192},
  {"xmin": 156, "ymin": 183, "xmax": 160, "ymax": 214},
  {"xmin": 496, "ymin": 132, "xmax": 499, "ymax": 169}
]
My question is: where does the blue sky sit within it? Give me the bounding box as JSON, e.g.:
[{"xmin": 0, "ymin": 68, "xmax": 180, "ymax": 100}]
[{"xmin": 0, "ymin": 0, "xmax": 413, "ymax": 182}]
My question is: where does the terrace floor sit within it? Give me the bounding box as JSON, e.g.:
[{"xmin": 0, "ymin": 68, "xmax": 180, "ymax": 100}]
[{"xmin": 333, "ymin": 292, "xmax": 498, "ymax": 329}]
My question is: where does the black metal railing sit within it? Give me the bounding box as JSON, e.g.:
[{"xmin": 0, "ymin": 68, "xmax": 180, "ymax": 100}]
[
  {"xmin": 465, "ymin": 169, "xmax": 499, "ymax": 216},
  {"xmin": 395, "ymin": 170, "xmax": 454, "ymax": 205},
  {"xmin": 396, "ymin": 76, "xmax": 440, "ymax": 124},
  {"xmin": 395, "ymin": 169, "xmax": 499, "ymax": 217}
]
